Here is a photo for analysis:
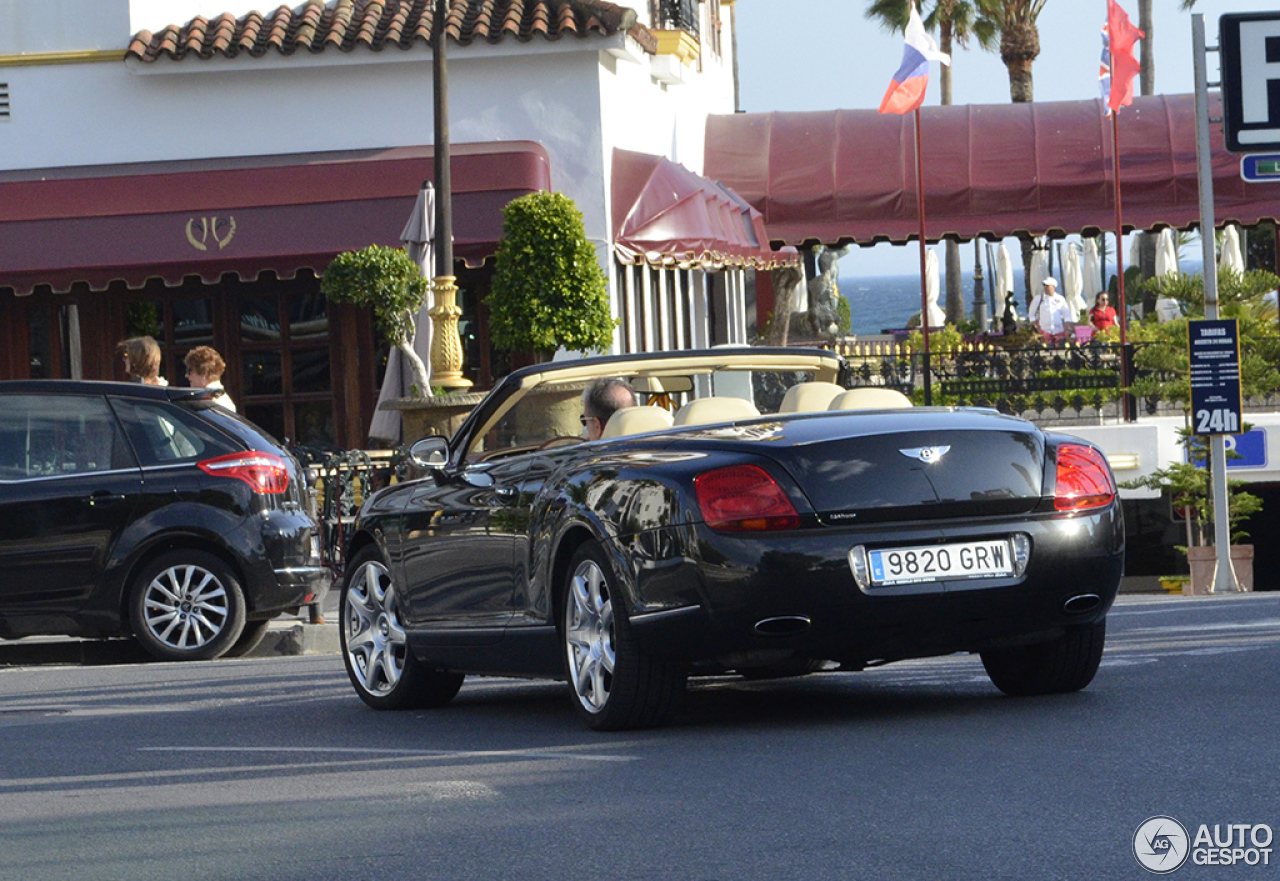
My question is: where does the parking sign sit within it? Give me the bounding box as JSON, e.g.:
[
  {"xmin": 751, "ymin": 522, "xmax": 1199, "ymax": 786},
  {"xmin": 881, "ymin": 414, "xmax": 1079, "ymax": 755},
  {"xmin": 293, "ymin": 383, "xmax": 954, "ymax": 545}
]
[
  {"xmin": 1221, "ymin": 13, "xmax": 1280, "ymax": 153},
  {"xmin": 1188, "ymin": 319, "xmax": 1243, "ymax": 436}
]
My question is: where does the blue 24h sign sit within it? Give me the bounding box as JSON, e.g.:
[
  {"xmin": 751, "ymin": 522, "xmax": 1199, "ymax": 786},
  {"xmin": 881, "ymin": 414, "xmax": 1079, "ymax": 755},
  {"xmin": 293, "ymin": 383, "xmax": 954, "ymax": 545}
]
[{"xmin": 1188, "ymin": 319, "xmax": 1243, "ymax": 436}]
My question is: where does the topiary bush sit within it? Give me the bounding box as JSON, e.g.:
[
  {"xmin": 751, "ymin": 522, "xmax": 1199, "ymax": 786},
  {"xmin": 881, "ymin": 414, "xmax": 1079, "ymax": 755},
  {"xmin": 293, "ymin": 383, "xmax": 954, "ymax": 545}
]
[
  {"xmin": 486, "ymin": 191, "xmax": 616, "ymax": 360},
  {"xmin": 321, "ymin": 244, "xmax": 430, "ymax": 395}
]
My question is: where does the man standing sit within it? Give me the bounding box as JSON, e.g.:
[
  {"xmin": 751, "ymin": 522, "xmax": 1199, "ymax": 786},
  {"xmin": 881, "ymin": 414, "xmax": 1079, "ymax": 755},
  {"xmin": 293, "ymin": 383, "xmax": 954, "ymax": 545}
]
[{"xmin": 1028, "ymin": 277, "xmax": 1074, "ymax": 343}]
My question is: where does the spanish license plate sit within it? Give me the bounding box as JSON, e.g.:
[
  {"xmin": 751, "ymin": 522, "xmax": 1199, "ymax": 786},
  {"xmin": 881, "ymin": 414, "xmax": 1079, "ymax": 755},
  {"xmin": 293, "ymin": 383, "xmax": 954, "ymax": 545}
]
[{"xmin": 867, "ymin": 539, "xmax": 1014, "ymax": 586}]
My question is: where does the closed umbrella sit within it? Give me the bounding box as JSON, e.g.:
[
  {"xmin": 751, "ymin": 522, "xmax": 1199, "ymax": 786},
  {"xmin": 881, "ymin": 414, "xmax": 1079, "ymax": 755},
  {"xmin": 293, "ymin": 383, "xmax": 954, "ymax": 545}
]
[
  {"xmin": 369, "ymin": 181, "xmax": 436, "ymax": 445},
  {"xmin": 1155, "ymin": 228, "xmax": 1180, "ymax": 277},
  {"xmin": 1081, "ymin": 237, "xmax": 1102, "ymax": 306},
  {"xmin": 996, "ymin": 242, "xmax": 1019, "ymax": 320},
  {"xmin": 1153, "ymin": 228, "xmax": 1182, "ymax": 323},
  {"xmin": 925, "ymin": 246, "xmax": 945, "ymax": 327},
  {"xmin": 1220, "ymin": 224, "xmax": 1246, "ymax": 274},
  {"xmin": 1029, "ymin": 237, "xmax": 1050, "ymax": 302},
  {"xmin": 1062, "ymin": 244, "xmax": 1087, "ymax": 319}
]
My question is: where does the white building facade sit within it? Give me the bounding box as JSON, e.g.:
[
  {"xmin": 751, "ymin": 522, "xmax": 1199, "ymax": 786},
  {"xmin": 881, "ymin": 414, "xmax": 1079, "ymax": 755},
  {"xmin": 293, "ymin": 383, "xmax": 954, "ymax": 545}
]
[{"xmin": 1, "ymin": 0, "xmax": 778, "ymax": 445}]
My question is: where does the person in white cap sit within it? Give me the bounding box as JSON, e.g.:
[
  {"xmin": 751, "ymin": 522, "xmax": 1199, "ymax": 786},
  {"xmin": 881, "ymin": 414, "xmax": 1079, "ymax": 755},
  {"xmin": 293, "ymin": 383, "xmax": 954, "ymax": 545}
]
[{"xmin": 1027, "ymin": 276, "xmax": 1074, "ymax": 344}]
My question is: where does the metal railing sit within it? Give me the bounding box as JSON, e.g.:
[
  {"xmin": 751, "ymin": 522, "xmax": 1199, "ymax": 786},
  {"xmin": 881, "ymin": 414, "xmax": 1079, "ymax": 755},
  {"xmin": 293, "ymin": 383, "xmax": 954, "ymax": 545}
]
[{"xmin": 289, "ymin": 445, "xmax": 409, "ymax": 581}]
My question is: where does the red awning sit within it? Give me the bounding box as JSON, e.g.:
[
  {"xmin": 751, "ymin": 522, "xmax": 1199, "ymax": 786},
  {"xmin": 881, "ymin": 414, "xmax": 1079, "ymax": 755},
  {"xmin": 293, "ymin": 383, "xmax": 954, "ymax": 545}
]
[
  {"xmin": 0, "ymin": 142, "xmax": 551, "ymax": 295},
  {"xmin": 704, "ymin": 93, "xmax": 1280, "ymax": 247},
  {"xmin": 611, "ymin": 148, "xmax": 797, "ymax": 269}
]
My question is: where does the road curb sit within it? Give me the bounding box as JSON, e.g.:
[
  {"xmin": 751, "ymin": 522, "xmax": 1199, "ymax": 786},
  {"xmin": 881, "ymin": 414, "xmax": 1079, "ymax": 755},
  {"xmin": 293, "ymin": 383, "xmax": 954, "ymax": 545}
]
[{"xmin": 250, "ymin": 621, "xmax": 340, "ymax": 657}]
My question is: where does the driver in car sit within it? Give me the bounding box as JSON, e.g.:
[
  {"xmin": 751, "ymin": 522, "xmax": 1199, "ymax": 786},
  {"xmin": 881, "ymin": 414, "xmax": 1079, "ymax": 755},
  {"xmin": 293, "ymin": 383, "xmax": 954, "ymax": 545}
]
[{"xmin": 581, "ymin": 377, "xmax": 637, "ymax": 441}]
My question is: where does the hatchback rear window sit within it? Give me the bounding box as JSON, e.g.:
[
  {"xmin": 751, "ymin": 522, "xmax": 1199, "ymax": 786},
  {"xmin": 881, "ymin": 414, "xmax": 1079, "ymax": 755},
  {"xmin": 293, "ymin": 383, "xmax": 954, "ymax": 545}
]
[{"xmin": 110, "ymin": 399, "xmax": 240, "ymax": 467}]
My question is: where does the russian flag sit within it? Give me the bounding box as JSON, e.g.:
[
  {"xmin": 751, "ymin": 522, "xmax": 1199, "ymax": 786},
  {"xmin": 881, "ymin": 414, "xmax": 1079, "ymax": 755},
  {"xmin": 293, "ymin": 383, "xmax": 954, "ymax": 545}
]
[{"xmin": 878, "ymin": 2, "xmax": 950, "ymax": 115}]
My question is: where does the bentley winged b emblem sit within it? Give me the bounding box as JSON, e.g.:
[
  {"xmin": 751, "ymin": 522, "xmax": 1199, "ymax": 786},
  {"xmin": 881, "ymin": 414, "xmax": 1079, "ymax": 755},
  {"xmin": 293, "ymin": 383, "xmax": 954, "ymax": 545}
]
[{"xmin": 899, "ymin": 445, "xmax": 951, "ymax": 463}]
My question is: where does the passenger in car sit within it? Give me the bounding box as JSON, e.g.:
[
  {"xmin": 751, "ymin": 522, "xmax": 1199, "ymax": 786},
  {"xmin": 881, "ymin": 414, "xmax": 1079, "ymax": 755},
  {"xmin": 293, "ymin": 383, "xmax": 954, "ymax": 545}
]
[
  {"xmin": 116, "ymin": 336, "xmax": 168, "ymax": 386},
  {"xmin": 184, "ymin": 346, "xmax": 236, "ymax": 412},
  {"xmin": 581, "ymin": 377, "xmax": 637, "ymax": 441}
]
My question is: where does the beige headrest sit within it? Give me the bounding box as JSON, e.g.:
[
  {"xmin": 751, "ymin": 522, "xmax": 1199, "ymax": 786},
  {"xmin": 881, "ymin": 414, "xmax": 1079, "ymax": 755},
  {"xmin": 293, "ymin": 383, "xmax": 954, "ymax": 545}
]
[
  {"xmin": 779, "ymin": 381, "xmax": 846, "ymax": 413},
  {"xmin": 673, "ymin": 396, "xmax": 761, "ymax": 427},
  {"xmin": 600, "ymin": 405, "xmax": 675, "ymax": 439},
  {"xmin": 828, "ymin": 388, "xmax": 913, "ymax": 410}
]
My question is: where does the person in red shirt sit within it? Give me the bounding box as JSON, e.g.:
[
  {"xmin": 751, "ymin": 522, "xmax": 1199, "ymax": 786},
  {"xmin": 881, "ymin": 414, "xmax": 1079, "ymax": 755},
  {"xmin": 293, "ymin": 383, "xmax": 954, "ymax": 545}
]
[{"xmin": 1090, "ymin": 292, "xmax": 1118, "ymax": 330}]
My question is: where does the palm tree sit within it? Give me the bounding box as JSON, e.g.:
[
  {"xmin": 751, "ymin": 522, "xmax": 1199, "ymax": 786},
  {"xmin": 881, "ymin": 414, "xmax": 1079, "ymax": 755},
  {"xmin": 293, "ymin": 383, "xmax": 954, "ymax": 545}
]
[
  {"xmin": 1140, "ymin": 1, "xmax": 1199, "ymax": 96},
  {"xmin": 865, "ymin": 1, "xmax": 997, "ymax": 322},
  {"xmin": 976, "ymin": 0, "xmax": 1048, "ymax": 103}
]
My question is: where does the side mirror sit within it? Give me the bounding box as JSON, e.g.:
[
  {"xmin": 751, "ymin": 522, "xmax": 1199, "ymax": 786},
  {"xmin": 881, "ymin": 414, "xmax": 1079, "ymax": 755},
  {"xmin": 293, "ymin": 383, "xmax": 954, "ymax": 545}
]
[{"xmin": 409, "ymin": 435, "xmax": 449, "ymax": 470}]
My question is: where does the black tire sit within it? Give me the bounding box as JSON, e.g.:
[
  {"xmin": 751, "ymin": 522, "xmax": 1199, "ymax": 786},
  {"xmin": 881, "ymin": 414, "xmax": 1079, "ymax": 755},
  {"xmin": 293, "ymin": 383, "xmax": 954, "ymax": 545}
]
[
  {"xmin": 222, "ymin": 617, "xmax": 272, "ymax": 658},
  {"xmin": 341, "ymin": 547, "xmax": 463, "ymax": 711},
  {"xmin": 561, "ymin": 542, "xmax": 686, "ymax": 731},
  {"xmin": 130, "ymin": 550, "xmax": 246, "ymax": 661},
  {"xmin": 981, "ymin": 618, "xmax": 1106, "ymax": 696}
]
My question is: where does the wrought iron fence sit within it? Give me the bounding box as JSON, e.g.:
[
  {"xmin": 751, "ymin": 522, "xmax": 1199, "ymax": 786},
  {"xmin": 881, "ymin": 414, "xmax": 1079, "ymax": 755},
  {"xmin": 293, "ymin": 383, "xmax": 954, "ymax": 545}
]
[
  {"xmin": 833, "ymin": 339, "xmax": 1213, "ymax": 423},
  {"xmin": 289, "ymin": 445, "xmax": 409, "ymax": 580},
  {"xmin": 653, "ymin": 0, "xmax": 699, "ymax": 36}
]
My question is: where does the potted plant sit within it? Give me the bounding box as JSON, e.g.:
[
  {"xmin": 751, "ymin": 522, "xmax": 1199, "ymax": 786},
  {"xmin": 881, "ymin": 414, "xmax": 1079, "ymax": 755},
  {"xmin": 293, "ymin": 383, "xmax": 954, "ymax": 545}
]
[
  {"xmin": 321, "ymin": 244, "xmax": 431, "ymax": 397},
  {"xmin": 486, "ymin": 191, "xmax": 616, "ymax": 363},
  {"xmin": 1121, "ymin": 427, "xmax": 1262, "ymax": 594}
]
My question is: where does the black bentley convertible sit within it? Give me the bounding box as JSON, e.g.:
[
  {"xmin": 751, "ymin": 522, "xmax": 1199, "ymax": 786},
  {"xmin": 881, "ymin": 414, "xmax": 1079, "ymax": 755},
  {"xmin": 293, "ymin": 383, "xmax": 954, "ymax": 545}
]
[{"xmin": 339, "ymin": 348, "xmax": 1123, "ymax": 730}]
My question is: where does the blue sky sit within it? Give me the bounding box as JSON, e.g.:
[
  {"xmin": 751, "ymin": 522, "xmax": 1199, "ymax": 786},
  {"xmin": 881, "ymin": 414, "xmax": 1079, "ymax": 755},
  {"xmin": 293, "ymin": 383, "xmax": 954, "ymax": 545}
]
[{"xmin": 732, "ymin": 0, "xmax": 1273, "ymax": 275}]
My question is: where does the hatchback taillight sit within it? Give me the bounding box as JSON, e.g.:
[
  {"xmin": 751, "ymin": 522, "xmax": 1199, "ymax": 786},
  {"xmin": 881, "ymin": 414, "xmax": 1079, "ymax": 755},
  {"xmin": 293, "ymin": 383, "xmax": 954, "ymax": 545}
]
[
  {"xmin": 694, "ymin": 464, "xmax": 800, "ymax": 531},
  {"xmin": 198, "ymin": 452, "xmax": 290, "ymax": 494},
  {"xmin": 1054, "ymin": 444, "xmax": 1115, "ymax": 512}
]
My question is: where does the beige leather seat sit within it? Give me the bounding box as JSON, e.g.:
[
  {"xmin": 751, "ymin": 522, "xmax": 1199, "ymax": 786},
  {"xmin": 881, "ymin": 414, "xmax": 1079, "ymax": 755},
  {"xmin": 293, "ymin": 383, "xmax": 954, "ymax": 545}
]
[
  {"xmin": 673, "ymin": 396, "xmax": 760, "ymax": 427},
  {"xmin": 600, "ymin": 405, "xmax": 675, "ymax": 439},
  {"xmin": 778, "ymin": 381, "xmax": 846, "ymax": 413},
  {"xmin": 828, "ymin": 388, "xmax": 913, "ymax": 410}
]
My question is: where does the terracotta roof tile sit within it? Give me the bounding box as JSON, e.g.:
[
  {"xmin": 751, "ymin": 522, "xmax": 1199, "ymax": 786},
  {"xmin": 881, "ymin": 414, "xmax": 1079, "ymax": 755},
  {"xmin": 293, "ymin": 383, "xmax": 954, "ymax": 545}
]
[{"xmin": 127, "ymin": 0, "xmax": 655, "ymax": 63}]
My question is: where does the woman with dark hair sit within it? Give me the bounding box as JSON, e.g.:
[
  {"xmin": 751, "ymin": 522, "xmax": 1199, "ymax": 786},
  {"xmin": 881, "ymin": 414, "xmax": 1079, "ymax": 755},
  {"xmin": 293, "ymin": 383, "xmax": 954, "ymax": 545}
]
[
  {"xmin": 116, "ymin": 336, "xmax": 167, "ymax": 386},
  {"xmin": 1089, "ymin": 292, "xmax": 1118, "ymax": 330}
]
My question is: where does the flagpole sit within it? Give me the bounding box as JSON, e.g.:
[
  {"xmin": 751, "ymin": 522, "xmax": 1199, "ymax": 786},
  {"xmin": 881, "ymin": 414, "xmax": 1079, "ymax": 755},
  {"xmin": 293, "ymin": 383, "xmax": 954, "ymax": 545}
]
[
  {"xmin": 915, "ymin": 107, "xmax": 932, "ymax": 406},
  {"xmin": 1110, "ymin": 109, "xmax": 1134, "ymax": 421},
  {"xmin": 1111, "ymin": 112, "xmax": 1127, "ymax": 349}
]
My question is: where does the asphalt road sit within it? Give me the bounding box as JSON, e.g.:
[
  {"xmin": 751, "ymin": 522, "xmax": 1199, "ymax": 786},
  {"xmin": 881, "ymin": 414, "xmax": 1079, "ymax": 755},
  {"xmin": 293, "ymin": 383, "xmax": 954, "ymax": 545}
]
[{"xmin": 1, "ymin": 593, "xmax": 1279, "ymax": 881}]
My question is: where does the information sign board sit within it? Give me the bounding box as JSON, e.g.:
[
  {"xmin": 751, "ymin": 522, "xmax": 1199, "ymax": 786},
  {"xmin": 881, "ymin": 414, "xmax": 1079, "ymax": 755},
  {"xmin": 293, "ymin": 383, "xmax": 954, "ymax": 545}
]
[{"xmin": 1188, "ymin": 319, "xmax": 1243, "ymax": 436}]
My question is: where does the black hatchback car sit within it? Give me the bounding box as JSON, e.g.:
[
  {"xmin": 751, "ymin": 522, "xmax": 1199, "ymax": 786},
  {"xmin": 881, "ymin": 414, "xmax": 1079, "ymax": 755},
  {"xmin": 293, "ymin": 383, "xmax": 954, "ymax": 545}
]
[{"xmin": 0, "ymin": 380, "xmax": 328, "ymax": 660}]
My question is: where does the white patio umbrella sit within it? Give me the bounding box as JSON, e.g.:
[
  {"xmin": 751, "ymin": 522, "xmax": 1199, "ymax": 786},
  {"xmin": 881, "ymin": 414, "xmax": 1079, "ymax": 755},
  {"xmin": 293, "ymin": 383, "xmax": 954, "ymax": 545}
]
[
  {"xmin": 996, "ymin": 242, "xmax": 1019, "ymax": 320},
  {"xmin": 1155, "ymin": 228, "xmax": 1180, "ymax": 277},
  {"xmin": 1153, "ymin": 228, "xmax": 1182, "ymax": 323},
  {"xmin": 369, "ymin": 181, "xmax": 436, "ymax": 445},
  {"xmin": 1220, "ymin": 223, "xmax": 1246, "ymax": 274},
  {"xmin": 1029, "ymin": 237, "xmax": 1050, "ymax": 301},
  {"xmin": 1062, "ymin": 243, "xmax": 1087, "ymax": 319},
  {"xmin": 1081, "ymin": 237, "xmax": 1102, "ymax": 306},
  {"xmin": 925, "ymin": 246, "xmax": 945, "ymax": 326}
]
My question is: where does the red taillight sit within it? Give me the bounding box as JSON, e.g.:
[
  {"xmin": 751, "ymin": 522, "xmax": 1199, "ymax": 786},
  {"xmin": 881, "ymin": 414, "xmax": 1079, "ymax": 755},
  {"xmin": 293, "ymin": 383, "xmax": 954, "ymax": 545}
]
[
  {"xmin": 198, "ymin": 452, "xmax": 290, "ymax": 494},
  {"xmin": 1054, "ymin": 444, "xmax": 1115, "ymax": 512},
  {"xmin": 694, "ymin": 464, "xmax": 800, "ymax": 532}
]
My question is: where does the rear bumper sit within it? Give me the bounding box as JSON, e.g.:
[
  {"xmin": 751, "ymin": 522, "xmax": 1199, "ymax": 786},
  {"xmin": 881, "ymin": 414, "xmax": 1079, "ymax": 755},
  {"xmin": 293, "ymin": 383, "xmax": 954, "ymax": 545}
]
[{"xmin": 623, "ymin": 504, "xmax": 1124, "ymax": 667}]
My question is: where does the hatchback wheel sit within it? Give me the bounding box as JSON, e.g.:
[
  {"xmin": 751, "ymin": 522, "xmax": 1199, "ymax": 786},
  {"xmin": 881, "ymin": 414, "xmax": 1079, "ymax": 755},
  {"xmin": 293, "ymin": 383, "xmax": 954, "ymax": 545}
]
[
  {"xmin": 561, "ymin": 542, "xmax": 686, "ymax": 730},
  {"xmin": 341, "ymin": 547, "xmax": 463, "ymax": 710},
  {"xmin": 130, "ymin": 550, "xmax": 246, "ymax": 661}
]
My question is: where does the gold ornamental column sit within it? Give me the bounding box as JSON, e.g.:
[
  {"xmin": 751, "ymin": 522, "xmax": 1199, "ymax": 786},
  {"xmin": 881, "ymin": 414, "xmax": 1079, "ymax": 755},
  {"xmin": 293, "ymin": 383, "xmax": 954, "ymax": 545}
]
[{"xmin": 429, "ymin": 276, "xmax": 472, "ymax": 389}]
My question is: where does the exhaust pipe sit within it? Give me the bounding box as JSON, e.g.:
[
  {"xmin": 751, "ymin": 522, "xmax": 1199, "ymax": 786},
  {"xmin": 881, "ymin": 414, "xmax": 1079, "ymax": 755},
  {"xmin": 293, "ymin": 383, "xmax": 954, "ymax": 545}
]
[
  {"xmin": 754, "ymin": 616, "xmax": 811, "ymax": 637},
  {"xmin": 1062, "ymin": 594, "xmax": 1101, "ymax": 615}
]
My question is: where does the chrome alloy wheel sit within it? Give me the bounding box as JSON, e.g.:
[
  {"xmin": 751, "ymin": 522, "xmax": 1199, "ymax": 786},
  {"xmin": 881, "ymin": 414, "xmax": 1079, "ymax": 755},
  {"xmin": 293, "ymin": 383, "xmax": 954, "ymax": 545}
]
[
  {"xmin": 344, "ymin": 559, "xmax": 408, "ymax": 696},
  {"xmin": 142, "ymin": 563, "xmax": 230, "ymax": 651},
  {"xmin": 565, "ymin": 557, "xmax": 616, "ymax": 714}
]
